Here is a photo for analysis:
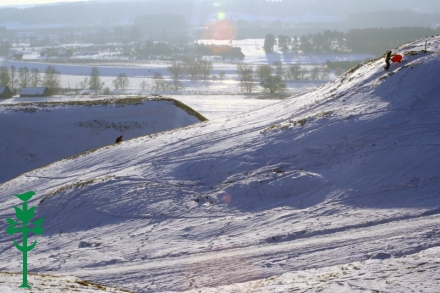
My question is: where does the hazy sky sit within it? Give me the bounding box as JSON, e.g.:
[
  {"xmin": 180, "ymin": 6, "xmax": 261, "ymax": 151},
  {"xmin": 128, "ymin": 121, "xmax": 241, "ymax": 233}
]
[{"xmin": 0, "ymin": 0, "xmax": 86, "ymax": 7}]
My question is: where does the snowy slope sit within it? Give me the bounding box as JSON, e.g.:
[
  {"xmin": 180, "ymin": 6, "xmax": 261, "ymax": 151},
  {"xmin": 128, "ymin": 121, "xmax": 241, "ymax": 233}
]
[
  {"xmin": 0, "ymin": 36, "xmax": 440, "ymax": 292},
  {"xmin": 0, "ymin": 96, "xmax": 205, "ymax": 183},
  {"xmin": 179, "ymin": 246, "xmax": 440, "ymax": 293}
]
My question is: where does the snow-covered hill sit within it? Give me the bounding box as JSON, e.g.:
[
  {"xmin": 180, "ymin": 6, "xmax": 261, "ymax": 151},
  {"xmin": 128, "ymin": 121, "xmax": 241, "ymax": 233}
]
[
  {"xmin": 1, "ymin": 36, "xmax": 440, "ymax": 292},
  {"xmin": 0, "ymin": 96, "xmax": 205, "ymax": 183}
]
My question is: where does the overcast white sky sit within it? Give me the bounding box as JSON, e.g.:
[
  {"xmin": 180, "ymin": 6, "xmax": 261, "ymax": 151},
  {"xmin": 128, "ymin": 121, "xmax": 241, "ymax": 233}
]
[{"xmin": 0, "ymin": 0, "xmax": 87, "ymax": 7}]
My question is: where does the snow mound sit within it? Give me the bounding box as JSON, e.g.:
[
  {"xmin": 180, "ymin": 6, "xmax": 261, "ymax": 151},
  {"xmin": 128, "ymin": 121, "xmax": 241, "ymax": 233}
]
[{"xmin": 1, "ymin": 36, "xmax": 440, "ymax": 292}]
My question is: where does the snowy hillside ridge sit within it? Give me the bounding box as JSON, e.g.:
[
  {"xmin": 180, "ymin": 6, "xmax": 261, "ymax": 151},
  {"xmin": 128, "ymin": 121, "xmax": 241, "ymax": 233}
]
[
  {"xmin": 0, "ymin": 36, "xmax": 439, "ymax": 293},
  {"xmin": 162, "ymin": 97, "xmax": 208, "ymax": 122},
  {"xmin": 0, "ymin": 96, "xmax": 206, "ymax": 184},
  {"xmin": 0, "ymin": 96, "xmax": 208, "ymax": 122},
  {"xmin": 0, "ymin": 272, "xmax": 135, "ymax": 293}
]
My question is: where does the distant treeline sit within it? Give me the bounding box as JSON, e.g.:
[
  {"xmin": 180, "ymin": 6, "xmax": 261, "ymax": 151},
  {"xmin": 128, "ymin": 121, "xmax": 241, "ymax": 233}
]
[
  {"xmin": 279, "ymin": 26, "xmax": 439, "ymax": 56},
  {"xmin": 124, "ymin": 42, "xmax": 245, "ymax": 60},
  {"xmin": 36, "ymin": 41, "xmax": 245, "ymax": 61}
]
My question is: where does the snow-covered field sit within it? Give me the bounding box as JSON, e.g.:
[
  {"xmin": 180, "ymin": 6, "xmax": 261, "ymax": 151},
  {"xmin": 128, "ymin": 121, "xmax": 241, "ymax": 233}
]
[
  {"xmin": 1, "ymin": 36, "xmax": 440, "ymax": 293},
  {"xmin": 0, "ymin": 59, "xmax": 329, "ymax": 97},
  {"xmin": 199, "ymin": 39, "xmax": 373, "ymax": 65},
  {"xmin": 8, "ymin": 39, "xmax": 373, "ymax": 65},
  {"xmin": 0, "ymin": 38, "xmax": 373, "ymax": 100}
]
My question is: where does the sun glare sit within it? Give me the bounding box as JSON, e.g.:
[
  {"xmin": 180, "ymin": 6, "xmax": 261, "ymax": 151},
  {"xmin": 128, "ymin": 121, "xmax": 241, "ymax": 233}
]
[{"xmin": 217, "ymin": 12, "xmax": 226, "ymax": 20}]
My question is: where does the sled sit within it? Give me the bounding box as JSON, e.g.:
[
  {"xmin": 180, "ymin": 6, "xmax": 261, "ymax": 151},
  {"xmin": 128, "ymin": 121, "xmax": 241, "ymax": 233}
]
[{"xmin": 391, "ymin": 54, "xmax": 402, "ymax": 63}]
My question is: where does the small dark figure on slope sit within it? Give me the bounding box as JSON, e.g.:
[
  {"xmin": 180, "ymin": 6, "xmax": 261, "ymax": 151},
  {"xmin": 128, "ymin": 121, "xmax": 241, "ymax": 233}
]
[
  {"xmin": 384, "ymin": 50, "xmax": 392, "ymax": 71},
  {"xmin": 115, "ymin": 135, "xmax": 123, "ymax": 143}
]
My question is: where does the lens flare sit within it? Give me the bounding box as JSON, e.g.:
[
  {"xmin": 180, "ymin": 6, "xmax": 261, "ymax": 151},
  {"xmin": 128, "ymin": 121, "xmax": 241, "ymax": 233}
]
[
  {"xmin": 202, "ymin": 19, "xmax": 236, "ymax": 41},
  {"xmin": 217, "ymin": 12, "xmax": 226, "ymax": 20},
  {"xmin": 222, "ymin": 194, "xmax": 232, "ymax": 204},
  {"xmin": 200, "ymin": 15, "xmax": 237, "ymax": 55}
]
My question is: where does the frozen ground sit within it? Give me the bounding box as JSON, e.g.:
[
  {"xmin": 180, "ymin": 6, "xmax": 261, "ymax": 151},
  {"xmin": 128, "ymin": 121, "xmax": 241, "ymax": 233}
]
[{"xmin": 0, "ymin": 36, "xmax": 439, "ymax": 293}]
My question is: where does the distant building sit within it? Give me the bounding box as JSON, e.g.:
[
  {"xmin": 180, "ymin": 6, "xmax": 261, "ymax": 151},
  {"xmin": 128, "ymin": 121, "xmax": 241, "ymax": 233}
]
[
  {"xmin": 0, "ymin": 86, "xmax": 14, "ymax": 99},
  {"xmin": 20, "ymin": 87, "xmax": 52, "ymax": 97}
]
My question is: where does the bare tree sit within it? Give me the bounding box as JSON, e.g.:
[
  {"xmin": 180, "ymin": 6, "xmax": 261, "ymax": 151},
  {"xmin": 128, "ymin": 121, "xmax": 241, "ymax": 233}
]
[
  {"xmin": 311, "ymin": 67, "xmax": 320, "ymax": 80},
  {"xmin": 199, "ymin": 60, "xmax": 213, "ymax": 80},
  {"xmin": 112, "ymin": 73, "xmax": 129, "ymax": 90},
  {"xmin": 167, "ymin": 62, "xmax": 184, "ymax": 80},
  {"xmin": 152, "ymin": 72, "xmax": 166, "ymax": 91},
  {"xmin": 89, "ymin": 67, "xmax": 104, "ymax": 95},
  {"xmin": 140, "ymin": 80, "xmax": 149, "ymax": 91},
  {"xmin": 183, "ymin": 59, "xmax": 199, "ymax": 79},
  {"xmin": 112, "ymin": 77, "xmax": 119, "ymax": 90},
  {"xmin": 30, "ymin": 68, "xmax": 41, "ymax": 87},
  {"xmin": 120, "ymin": 74, "xmax": 129, "ymax": 90},
  {"xmin": 18, "ymin": 67, "xmax": 30, "ymax": 88},
  {"xmin": 237, "ymin": 63, "xmax": 255, "ymax": 93},
  {"xmin": 256, "ymin": 64, "xmax": 273, "ymax": 80},
  {"xmin": 79, "ymin": 77, "xmax": 89, "ymax": 90},
  {"xmin": 320, "ymin": 67, "xmax": 330, "ymax": 80},
  {"xmin": 273, "ymin": 61, "xmax": 284, "ymax": 78},
  {"xmin": 169, "ymin": 79, "xmax": 183, "ymax": 91},
  {"xmin": 43, "ymin": 66, "xmax": 61, "ymax": 94},
  {"xmin": 0, "ymin": 66, "xmax": 11, "ymax": 87},
  {"xmin": 287, "ymin": 64, "xmax": 301, "ymax": 80},
  {"xmin": 299, "ymin": 68, "xmax": 308, "ymax": 80},
  {"xmin": 219, "ymin": 70, "xmax": 225, "ymax": 81},
  {"xmin": 260, "ymin": 75, "xmax": 286, "ymax": 94}
]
